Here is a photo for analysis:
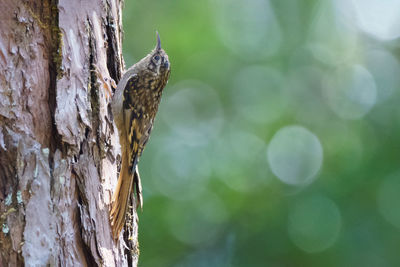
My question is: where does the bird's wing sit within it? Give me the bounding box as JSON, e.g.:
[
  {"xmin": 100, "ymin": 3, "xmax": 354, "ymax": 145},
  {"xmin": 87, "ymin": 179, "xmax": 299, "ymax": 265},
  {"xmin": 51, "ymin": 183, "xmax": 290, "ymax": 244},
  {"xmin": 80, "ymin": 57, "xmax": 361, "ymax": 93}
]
[{"xmin": 122, "ymin": 74, "xmax": 153, "ymax": 173}]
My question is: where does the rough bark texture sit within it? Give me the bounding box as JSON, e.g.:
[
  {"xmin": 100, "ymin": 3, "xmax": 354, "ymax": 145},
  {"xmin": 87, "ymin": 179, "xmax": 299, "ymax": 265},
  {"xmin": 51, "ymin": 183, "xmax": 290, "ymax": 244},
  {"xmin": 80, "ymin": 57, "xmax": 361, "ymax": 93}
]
[{"xmin": 0, "ymin": 0, "xmax": 139, "ymax": 266}]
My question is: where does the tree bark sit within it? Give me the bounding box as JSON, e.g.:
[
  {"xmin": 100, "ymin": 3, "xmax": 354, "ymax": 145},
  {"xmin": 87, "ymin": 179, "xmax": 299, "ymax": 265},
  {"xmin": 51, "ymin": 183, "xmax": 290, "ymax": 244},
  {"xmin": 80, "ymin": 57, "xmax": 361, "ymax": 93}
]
[{"xmin": 0, "ymin": 0, "xmax": 139, "ymax": 266}]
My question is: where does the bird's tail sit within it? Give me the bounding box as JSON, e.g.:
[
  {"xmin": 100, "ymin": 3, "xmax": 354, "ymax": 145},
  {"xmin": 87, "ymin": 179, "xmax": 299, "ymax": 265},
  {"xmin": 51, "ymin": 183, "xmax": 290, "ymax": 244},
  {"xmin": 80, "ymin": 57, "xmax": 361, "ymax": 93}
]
[
  {"xmin": 110, "ymin": 151, "xmax": 143, "ymax": 239},
  {"xmin": 134, "ymin": 165, "xmax": 143, "ymax": 211}
]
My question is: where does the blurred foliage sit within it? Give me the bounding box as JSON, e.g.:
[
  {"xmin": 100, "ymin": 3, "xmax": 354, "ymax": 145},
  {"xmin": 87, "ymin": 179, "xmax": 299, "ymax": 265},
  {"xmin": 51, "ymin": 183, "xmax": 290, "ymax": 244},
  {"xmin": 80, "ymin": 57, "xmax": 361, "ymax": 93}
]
[{"xmin": 122, "ymin": 0, "xmax": 400, "ymax": 266}]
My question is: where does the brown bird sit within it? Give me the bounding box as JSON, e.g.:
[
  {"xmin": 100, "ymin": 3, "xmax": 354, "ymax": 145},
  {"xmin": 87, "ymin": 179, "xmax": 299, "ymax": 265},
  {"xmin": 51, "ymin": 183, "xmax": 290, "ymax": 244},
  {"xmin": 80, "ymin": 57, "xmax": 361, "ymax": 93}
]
[{"xmin": 110, "ymin": 32, "xmax": 171, "ymax": 239}]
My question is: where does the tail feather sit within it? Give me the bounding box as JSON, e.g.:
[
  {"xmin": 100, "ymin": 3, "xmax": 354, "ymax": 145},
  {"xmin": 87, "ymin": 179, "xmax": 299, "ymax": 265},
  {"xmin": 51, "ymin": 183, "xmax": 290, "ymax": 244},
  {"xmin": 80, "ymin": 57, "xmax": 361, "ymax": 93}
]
[
  {"xmin": 134, "ymin": 165, "xmax": 143, "ymax": 210},
  {"xmin": 110, "ymin": 162, "xmax": 132, "ymax": 238},
  {"xmin": 110, "ymin": 151, "xmax": 143, "ymax": 239},
  {"xmin": 110, "ymin": 151, "xmax": 133, "ymax": 239}
]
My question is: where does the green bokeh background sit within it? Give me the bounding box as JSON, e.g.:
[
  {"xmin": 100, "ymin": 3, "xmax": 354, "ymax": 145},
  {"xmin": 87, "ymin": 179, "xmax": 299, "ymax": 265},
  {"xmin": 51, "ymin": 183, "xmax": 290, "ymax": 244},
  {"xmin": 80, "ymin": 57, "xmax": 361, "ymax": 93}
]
[{"xmin": 122, "ymin": 0, "xmax": 400, "ymax": 266}]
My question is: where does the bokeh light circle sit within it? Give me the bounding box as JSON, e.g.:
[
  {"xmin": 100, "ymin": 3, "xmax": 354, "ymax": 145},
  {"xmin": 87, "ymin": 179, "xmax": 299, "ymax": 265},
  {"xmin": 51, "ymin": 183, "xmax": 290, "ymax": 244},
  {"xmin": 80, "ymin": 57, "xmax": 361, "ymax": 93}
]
[
  {"xmin": 322, "ymin": 64, "xmax": 377, "ymax": 120},
  {"xmin": 213, "ymin": 129, "xmax": 270, "ymax": 192},
  {"xmin": 351, "ymin": 0, "xmax": 400, "ymax": 40},
  {"xmin": 377, "ymin": 173, "xmax": 400, "ymax": 229},
  {"xmin": 285, "ymin": 67, "xmax": 327, "ymax": 125},
  {"xmin": 267, "ymin": 126, "xmax": 323, "ymax": 186},
  {"xmin": 365, "ymin": 49, "xmax": 400, "ymax": 103},
  {"xmin": 161, "ymin": 80, "xmax": 223, "ymax": 146},
  {"xmin": 308, "ymin": 0, "xmax": 359, "ymax": 66},
  {"xmin": 151, "ymin": 138, "xmax": 211, "ymax": 201},
  {"xmin": 232, "ymin": 66, "xmax": 287, "ymax": 125},
  {"xmin": 288, "ymin": 195, "xmax": 342, "ymax": 253},
  {"xmin": 214, "ymin": 0, "xmax": 281, "ymax": 60}
]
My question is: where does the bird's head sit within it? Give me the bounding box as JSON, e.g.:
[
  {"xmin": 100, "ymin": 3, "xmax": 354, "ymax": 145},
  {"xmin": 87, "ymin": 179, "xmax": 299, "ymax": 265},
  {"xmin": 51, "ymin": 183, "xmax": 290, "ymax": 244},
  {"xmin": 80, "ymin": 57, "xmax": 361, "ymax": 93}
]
[{"xmin": 141, "ymin": 32, "xmax": 170, "ymax": 79}]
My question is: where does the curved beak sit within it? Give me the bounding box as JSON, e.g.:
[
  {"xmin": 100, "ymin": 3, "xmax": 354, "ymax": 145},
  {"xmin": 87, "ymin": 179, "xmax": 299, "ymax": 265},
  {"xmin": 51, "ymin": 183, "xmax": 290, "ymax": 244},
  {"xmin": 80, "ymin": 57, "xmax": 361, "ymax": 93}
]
[{"xmin": 156, "ymin": 31, "xmax": 161, "ymax": 51}]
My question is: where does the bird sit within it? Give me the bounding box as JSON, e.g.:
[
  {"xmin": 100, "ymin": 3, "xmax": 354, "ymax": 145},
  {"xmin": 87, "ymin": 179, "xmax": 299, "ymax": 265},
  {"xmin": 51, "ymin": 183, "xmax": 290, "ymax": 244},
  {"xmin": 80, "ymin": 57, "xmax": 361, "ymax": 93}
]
[{"xmin": 110, "ymin": 32, "xmax": 171, "ymax": 239}]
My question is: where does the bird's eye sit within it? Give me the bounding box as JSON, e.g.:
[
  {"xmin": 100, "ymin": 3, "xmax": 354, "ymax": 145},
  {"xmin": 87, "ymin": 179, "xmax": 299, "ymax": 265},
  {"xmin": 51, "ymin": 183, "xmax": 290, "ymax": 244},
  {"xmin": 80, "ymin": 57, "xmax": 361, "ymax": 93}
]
[{"xmin": 154, "ymin": 55, "xmax": 160, "ymax": 61}]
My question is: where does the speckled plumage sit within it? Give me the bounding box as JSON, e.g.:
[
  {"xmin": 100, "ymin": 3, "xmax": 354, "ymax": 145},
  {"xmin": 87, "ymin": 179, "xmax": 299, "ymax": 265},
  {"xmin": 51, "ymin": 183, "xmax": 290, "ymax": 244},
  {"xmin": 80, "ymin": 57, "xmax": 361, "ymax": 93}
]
[
  {"xmin": 110, "ymin": 33, "xmax": 170, "ymax": 239},
  {"xmin": 123, "ymin": 68, "xmax": 169, "ymax": 171}
]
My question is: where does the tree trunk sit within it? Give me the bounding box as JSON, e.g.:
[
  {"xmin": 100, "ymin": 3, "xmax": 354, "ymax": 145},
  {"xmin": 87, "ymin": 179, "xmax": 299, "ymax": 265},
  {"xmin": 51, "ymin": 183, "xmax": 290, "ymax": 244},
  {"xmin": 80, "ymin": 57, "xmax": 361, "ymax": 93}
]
[{"xmin": 0, "ymin": 0, "xmax": 139, "ymax": 266}]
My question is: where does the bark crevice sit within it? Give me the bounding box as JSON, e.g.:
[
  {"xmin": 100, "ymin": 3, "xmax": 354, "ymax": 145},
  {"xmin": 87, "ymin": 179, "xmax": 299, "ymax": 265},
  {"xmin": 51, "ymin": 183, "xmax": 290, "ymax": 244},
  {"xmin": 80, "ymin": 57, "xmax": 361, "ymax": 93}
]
[
  {"xmin": 105, "ymin": 13, "xmax": 122, "ymax": 84},
  {"xmin": 47, "ymin": 0, "xmax": 64, "ymax": 157},
  {"xmin": 76, "ymin": 179, "xmax": 98, "ymax": 267}
]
